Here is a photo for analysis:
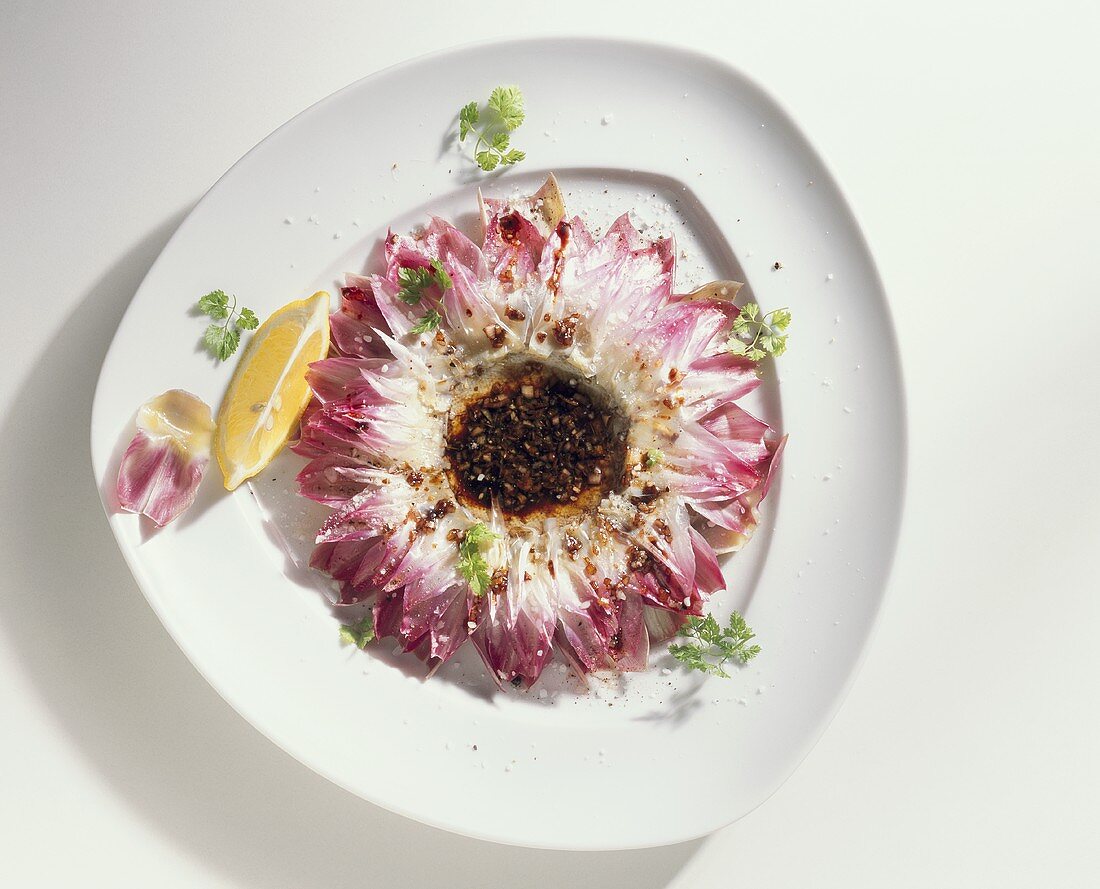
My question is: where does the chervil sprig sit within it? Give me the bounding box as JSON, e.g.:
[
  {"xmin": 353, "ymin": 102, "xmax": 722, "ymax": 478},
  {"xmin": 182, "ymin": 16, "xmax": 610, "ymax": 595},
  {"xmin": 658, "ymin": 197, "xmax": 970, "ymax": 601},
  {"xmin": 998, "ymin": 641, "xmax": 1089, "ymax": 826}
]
[
  {"xmin": 458, "ymin": 86, "xmax": 527, "ymax": 172},
  {"xmin": 669, "ymin": 612, "xmax": 761, "ymax": 678},
  {"xmin": 411, "ymin": 308, "xmax": 443, "ymax": 335},
  {"xmin": 397, "ymin": 260, "xmax": 452, "ymax": 306},
  {"xmin": 338, "ymin": 615, "xmax": 376, "ymax": 649},
  {"xmin": 457, "ymin": 522, "xmax": 498, "ymax": 596},
  {"xmin": 197, "ymin": 290, "xmax": 260, "ymax": 361},
  {"xmin": 730, "ymin": 303, "xmax": 791, "ymax": 362}
]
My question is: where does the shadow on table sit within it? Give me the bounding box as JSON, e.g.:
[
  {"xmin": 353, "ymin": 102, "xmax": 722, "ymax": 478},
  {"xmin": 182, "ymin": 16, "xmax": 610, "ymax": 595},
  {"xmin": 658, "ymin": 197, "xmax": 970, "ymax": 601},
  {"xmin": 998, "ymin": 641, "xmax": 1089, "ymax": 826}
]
[{"xmin": 0, "ymin": 212, "xmax": 703, "ymax": 889}]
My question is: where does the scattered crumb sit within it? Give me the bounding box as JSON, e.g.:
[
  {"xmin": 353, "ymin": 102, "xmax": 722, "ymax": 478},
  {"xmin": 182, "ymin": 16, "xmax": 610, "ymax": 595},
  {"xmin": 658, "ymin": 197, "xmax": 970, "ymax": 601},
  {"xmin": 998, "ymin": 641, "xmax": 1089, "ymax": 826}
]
[
  {"xmin": 601, "ymin": 113, "xmax": 615, "ymax": 126},
  {"xmin": 283, "ymin": 216, "xmax": 294, "ymax": 225},
  {"xmin": 773, "ymin": 261, "xmax": 783, "ymax": 270},
  {"xmin": 826, "ymin": 273, "xmax": 834, "ymax": 281}
]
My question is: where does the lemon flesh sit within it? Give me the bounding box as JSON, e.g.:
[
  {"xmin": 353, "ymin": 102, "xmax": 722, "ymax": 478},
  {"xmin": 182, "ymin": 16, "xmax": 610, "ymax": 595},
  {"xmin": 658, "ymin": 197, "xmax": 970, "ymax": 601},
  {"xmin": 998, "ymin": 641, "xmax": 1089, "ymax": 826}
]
[{"xmin": 215, "ymin": 291, "xmax": 330, "ymax": 490}]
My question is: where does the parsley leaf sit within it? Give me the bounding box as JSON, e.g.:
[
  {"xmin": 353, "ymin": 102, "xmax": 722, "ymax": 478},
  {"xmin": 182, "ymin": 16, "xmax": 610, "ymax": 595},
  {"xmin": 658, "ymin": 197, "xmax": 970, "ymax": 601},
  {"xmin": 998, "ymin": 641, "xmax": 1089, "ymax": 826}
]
[
  {"xmin": 396, "ymin": 266, "xmax": 434, "ymax": 304},
  {"xmin": 488, "ymin": 85, "xmax": 525, "ymax": 131},
  {"xmin": 196, "ymin": 290, "xmax": 261, "ymax": 361},
  {"xmin": 457, "ymin": 86, "xmax": 528, "ymax": 173},
  {"xmin": 203, "ymin": 324, "xmax": 240, "ymax": 361},
  {"xmin": 457, "ymin": 522, "xmax": 498, "ymax": 597},
  {"xmin": 475, "ymin": 150, "xmax": 499, "ymax": 172},
  {"xmin": 644, "ymin": 448, "xmax": 664, "ymax": 468},
  {"xmin": 397, "ymin": 261, "xmax": 452, "ymax": 306},
  {"xmin": 730, "ymin": 303, "xmax": 791, "ymax": 362},
  {"xmin": 429, "ymin": 259, "xmax": 453, "ymax": 290},
  {"xmin": 458, "ymin": 101, "xmax": 479, "ymax": 140},
  {"xmin": 411, "ymin": 308, "xmax": 443, "ymax": 334},
  {"xmin": 237, "ymin": 307, "xmax": 259, "ymax": 330},
  {"xmin": 197, "ymin": 290, "xmax": 230, "ymax": 319},
  {"xmin": 669, "ymin": 611, "xmax": 761, "ymax": 678},
  {"xmin": 339, "ymin": 615, "xmax": 376, "ymax": 649}
]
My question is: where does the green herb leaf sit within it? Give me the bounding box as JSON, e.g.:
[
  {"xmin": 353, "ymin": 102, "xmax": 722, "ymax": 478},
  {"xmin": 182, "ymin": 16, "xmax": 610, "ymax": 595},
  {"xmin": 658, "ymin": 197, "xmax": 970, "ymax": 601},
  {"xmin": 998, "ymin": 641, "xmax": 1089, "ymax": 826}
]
[
  {"xmin": 203, "ymin": 323, "xmax": 239, "ymax": 362},
  {"xmin": 429, "ymin": 259, "xmax": 453, "ymax": 290},
  {"xmin": 396, "ymin": 266, "xmax": 435, "ymax": 305},
  {"xmin": 458, "ymin": 101, "xmax": 479, "ymax": 141},
  {"xmin": 457, "ymin": 523, "xmax": 498, "ymax": 597},
  {"xmin": 198, "ymin": 290, "xmax": 230, "ymax": 320},
  {"xmin": 411, "ymin": 309, "xmax": 443, "ymax": 335},
  {"xmin": 196, "ymin": 290, "xmax": 261, "ymax": 360},
  {"xmin": 237, "ymin": 307, "xmax": 260, "ymax": 330},
  {"xmin": 669, "ymin": 611, "xmax": 761, "ymax": 678},
  {"xmin": 456, "ymin": 86, "xmax": 527, "ymax": 173},
  {"xmin": 339, "ymin": 615, "xmax": 376, "ymax": 650},
  {"xmin": 475, "ymin": 150, "xmax": 499, "ymax": 172},
  {"xmin": 644, "ymin": 448, "xmax": 664, "ymax": 468},
  {"xmin": 729, "ymin": 303, "xmax": 792, "ymax": 364},
  {"xmin": 488, "ymin": 85, "xmax": 525, "ymax": 131}
]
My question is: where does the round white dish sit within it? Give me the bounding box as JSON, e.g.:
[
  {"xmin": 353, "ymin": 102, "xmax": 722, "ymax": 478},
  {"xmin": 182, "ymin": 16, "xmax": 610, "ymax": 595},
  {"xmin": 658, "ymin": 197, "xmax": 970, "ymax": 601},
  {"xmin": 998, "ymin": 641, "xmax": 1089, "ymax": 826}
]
[{"xmin": 90, "ymin": 37, "xmax": 906, "ymax": 850}]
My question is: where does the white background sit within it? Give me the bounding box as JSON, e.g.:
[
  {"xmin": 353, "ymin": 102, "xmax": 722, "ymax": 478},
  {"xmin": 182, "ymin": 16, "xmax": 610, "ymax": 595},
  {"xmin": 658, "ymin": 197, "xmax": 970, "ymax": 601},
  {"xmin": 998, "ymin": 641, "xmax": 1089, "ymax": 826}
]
[{"xmin": 2, "ymin": 1, "xmax": 1097, "ymax": 886}]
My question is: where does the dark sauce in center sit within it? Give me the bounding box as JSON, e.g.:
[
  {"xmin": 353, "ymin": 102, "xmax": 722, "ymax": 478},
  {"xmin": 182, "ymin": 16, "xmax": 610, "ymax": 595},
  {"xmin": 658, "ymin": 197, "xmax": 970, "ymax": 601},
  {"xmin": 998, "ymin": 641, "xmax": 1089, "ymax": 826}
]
[{"xmin": 446, "ymin": 362, "xmax": 626, "ymax": 517}]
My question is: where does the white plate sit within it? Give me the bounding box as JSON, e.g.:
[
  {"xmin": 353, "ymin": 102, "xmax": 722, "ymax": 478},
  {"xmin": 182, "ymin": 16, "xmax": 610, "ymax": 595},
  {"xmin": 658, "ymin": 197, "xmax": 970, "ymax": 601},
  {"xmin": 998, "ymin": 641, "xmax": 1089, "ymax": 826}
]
[{"xmin": 90, "ymin": 37, "xmax": 905, "ymax": 850}]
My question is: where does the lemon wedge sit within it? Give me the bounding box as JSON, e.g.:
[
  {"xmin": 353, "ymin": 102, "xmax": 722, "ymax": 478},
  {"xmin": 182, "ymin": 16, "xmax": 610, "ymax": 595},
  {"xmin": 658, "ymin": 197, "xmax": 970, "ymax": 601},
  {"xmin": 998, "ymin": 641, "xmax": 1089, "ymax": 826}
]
[{"xmin": 215, "ymin": 291, "xmax": 330, "ymax": 490}]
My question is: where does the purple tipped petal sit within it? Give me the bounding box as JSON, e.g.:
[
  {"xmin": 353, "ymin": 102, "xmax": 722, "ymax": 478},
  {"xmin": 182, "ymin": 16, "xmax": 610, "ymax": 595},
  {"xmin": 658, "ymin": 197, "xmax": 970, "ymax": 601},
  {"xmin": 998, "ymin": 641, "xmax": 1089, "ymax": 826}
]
[
  {"xmin": 482, "ymin": 200, "xmax": 546, "ymax": 290},
  {"xmin": 477, "ymin": 605, "xmax": 556, "ymax": 687},
  {"xmin": 116, "ymin": 390, "xmax": 213, "ymax": 527},
  {"xmin": 609, "ymin": 593, "xmax": 649, "ymax": 671},
  {"xmin": 679, "ymin": 352, "xmax": 761, "ymax": 416},
  {"xmin": 689, "ymin": 526, "xmax": 725, "ymax": 595},
  {"xmin": 329, "ymin": 279, "xmax": 392, "ymax": 359}
]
